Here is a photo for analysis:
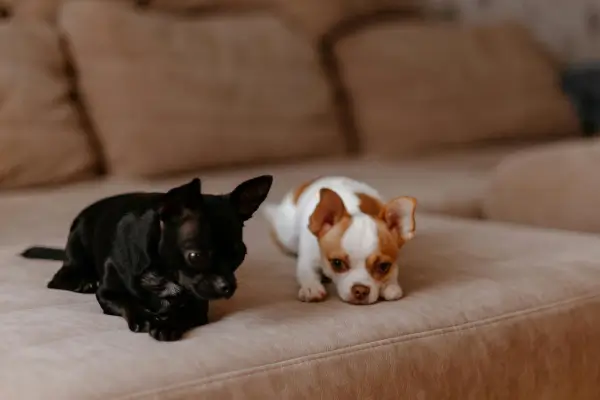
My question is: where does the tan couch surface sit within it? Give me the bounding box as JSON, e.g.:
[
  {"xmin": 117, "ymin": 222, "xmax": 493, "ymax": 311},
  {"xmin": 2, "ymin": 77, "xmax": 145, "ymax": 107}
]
[
  {"xmin": 483, "ymin": 138, "xmax": 600, "ymax": 234},
  {"xmin": 2, "ymin": 199, "xmax": 600, "ymax": 398}
]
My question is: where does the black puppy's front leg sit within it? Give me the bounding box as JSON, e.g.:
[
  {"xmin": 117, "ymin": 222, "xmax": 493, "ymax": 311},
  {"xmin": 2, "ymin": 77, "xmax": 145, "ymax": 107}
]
[
  {"xmin": 96, "ymin": 286, "xmax": 156, "ymax": 333},
  {"xmin": 96, "ymin": 261, "xmax": 155, "ymax": 333},
  {"xmin": 148, "ymin": 300, "xmax": 209, "ymax": 342}
]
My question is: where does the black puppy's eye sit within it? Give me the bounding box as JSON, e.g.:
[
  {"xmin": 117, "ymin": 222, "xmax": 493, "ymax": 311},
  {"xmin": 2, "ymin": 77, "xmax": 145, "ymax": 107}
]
[
  {"xmin": 329, "ymin": 258, "xmax": 348, "ymax": 273},
  {"xmin": 186, "ymin": 251, "xmax": 205, "ymax": 265},
  {"xmin": 378, "ymin": 262, "xmax": 392, "ymax": 274}
]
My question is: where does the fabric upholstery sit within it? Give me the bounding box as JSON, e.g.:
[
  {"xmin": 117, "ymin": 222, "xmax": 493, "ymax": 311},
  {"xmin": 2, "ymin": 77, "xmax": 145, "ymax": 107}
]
[
  {"xmin": 0, "ymin": 22, "xmax": 98, "ymax": 189},
  {"xmin": 483, "ymin": 138, "xmax": 600, "ymax": 233},
  {"xmin": 59, "ymin": 0, "xmax": 341, "ymax": 177},
  {"xmin": 335, "ymin": 21, "xmax": 580, "ymax": 158},
  {"xmin": 1, "ymin": 192, "xmax": 600, "ymax": 398}
]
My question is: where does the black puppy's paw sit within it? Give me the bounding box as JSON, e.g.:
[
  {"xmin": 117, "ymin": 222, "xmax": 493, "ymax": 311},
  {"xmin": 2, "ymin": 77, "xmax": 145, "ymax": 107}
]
[
  {"xmin": 128, "ymin": 318, "xmax": 150, "ymax": 333},
  {"xmin": 75, "ymin": 280, "xmax": 99, "ymax": 294},
  {"xmin": 148, "ymin": 323, "xmax": 185, "ymax": 342},
  {"xmin": 125, "ymin": 310, "xmax": 154, "ymax": 333}
]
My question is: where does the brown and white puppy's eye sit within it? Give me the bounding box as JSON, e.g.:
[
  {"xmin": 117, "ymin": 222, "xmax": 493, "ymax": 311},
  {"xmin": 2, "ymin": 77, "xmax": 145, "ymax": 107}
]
[
  {"xmin": 329, "ymin": 258, "xmax": 349, "ymax": 273},
  {"xmin": 377, "ymin": 262, "xmax": 392, "ymax": 275}
]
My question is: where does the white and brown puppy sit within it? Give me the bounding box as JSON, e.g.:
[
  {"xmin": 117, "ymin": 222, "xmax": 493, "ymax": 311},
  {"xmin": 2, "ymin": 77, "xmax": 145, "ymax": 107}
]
[{"xmin": 263, "ymin": 177, "xmax": 417, "ymax": 304}]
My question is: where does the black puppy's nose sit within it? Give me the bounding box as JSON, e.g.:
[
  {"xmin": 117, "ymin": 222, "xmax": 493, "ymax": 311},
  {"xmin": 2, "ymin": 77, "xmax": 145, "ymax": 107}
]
[{"xmin": 214, "ymin": 279, "xmax": 235, "ymax": 297}]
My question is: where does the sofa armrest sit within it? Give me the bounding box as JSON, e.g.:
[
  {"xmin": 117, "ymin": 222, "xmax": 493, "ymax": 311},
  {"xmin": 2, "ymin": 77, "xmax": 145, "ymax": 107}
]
[{"xmin": 482, "ymin": 138, "xmax": 600, "ymax": 233}]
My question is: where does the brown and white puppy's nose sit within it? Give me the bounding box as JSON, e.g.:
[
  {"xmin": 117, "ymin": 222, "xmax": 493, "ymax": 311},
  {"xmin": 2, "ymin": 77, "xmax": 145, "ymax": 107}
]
[{"xmin": 351, "ymin": 284, "xmax": 370, "ymax": 302}]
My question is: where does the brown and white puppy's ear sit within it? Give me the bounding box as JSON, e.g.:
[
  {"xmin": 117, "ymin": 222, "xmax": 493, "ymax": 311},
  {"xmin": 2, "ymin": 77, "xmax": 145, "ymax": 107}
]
[
  {"xmin": 309, "ymin": 188, "xmax": 349, "ymax": 238},
  {"xmin": 380, "ymin": 196, "xmax": 417, "ymax": 245}
]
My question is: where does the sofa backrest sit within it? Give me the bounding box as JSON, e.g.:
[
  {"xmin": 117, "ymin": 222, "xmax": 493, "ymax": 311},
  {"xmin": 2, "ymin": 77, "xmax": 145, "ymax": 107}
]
[
  {"xmin": 3, "ymin": 0, "xmax": 599, "ymax": 61},
  {"xmin": 0, "ymin": 0, "xmax": 594, "ymax": 189}
]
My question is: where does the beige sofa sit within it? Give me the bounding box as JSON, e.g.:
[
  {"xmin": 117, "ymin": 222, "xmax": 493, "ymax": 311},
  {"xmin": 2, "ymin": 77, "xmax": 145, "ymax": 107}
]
[{"xmin": 1, "ymin": 0, "xmax": 600, "ymax": 398}]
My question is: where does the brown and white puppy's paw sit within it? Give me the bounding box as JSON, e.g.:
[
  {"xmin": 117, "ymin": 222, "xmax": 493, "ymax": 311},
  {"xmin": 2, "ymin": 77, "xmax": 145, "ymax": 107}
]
[
  {"xmin": 298, "ymin": 281, "xmax": 327, "ymax": 302},
  {"xmin": 381, "ymin": 283, "xmax": 403, "ymax": 301}
]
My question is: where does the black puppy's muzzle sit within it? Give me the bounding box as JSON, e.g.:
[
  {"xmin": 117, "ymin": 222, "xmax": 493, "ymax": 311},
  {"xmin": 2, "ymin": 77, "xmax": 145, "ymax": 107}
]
[
  {"xmin": 211, "ymin": 276, "xmax": 236, "ymax": 299},
  {"xmin": 183, "ymin": 273, "xmax": 237, "ymax": 300}
]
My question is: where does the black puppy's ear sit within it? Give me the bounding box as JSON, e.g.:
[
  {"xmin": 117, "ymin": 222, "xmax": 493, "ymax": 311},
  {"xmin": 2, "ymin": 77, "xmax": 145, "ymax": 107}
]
[
  {"xmin": 159, "ymin": 178, "xmax": 202, "ymax": 220},
  {"xmin": 230, "ymin": 175, "xmax": 273, "ymax": 221}
]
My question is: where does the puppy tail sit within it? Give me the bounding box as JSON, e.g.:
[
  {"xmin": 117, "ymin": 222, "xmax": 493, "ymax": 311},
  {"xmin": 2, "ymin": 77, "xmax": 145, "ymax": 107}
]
[
  {"xmin": 261, "ymin": 197, "xmax": 300, "ymax": 256},
  {"xmin": 261, "ymin": 203, "xmax": 280, "ymax": 225},
  {"xmin": 21, "ymin": 246, "xmax": 66, "ymax": 262}
]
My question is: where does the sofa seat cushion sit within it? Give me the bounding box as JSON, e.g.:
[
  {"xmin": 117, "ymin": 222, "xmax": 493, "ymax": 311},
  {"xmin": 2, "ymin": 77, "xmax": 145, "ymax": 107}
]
[
  {"xmin": 0, "ymin": 22, "xmax": 98, "ymax": 189},
  {"xmin": 1, "ymin": 207, "xmax": 600, "ymax": 398},
  {"xmin": 59, "ymin": 1, "xmax": 341, "ymax": 177},
  {"xmin": 483, "ymin": 138, "xmax": 600, "ymax": 233},
  {"xmin": 334, "ymin": 21, "xmax": 580, "ymax": 157}
]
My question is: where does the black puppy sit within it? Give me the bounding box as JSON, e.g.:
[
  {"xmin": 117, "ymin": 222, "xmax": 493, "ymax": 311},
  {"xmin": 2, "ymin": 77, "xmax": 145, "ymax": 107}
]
[{"xmin": 21, "ymin": 176, "xmax": 272, "ymax": 341}]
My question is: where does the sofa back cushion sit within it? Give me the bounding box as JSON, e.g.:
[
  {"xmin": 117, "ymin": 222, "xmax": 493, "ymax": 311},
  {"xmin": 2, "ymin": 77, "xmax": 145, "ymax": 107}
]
[
  {"xmin": 60, "ymin": 1, "xmax": 341, "ymax": 177},
  {"xmin": 0, "ymin": 22, "xmax": 98, "ymax": 189},
  {"xmin": 335, "ymin": 21, "xmax": 581, "ymax": 157}
]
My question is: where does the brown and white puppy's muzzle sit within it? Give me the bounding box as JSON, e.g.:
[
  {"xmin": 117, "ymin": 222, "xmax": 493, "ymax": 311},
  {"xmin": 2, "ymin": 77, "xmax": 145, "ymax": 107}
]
[{"xmin": 309, "ymin": 189, "xmax": 416, "ymax": 305}]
